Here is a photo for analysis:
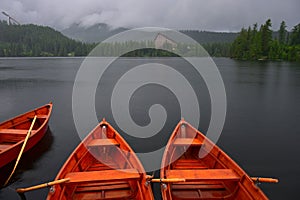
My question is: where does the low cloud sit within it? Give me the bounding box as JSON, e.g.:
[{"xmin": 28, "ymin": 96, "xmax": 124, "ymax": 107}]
[{"xmin": 1, "ymin": 0, "xmax": 299, "ymax": 31}]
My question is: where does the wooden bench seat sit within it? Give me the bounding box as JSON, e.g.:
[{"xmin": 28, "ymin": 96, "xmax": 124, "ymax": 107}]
[
  {"xmin": 0, "ymin": 144, "xmax": 13, "ymax": 151},
  {"xmin": 36, "ymin": 115, "xmax": 48, "ymax": 119},
  {"xmin": 27, "ymin": 114, "xmax": 48, "ymax": 119},
  {"xmin": 0, "ymin": 129, "xmax": 37, "ymax": 134},
  {"xmin": 166, "ymin": 169, "xmax": 240, "ymax": 181},
  {"xmin": 0, "ymin": 129, "xmax": 37, "ymax": 142},
  {"xmin": 87, "ymin": 139, "xmax": 119, "ymax": 147},
  {"xmin": 173, "ymin": 138, "xmax": 203, "ymax": 146},
  {"xmin": 66, "ymin": 169, "xmax": 140, "ymax": 184}
]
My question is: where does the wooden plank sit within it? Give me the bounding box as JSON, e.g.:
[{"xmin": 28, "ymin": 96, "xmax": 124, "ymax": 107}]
[
  {"xmin": 105, "ymin": 190, "xmax": 132, "ymax": 199},
  {"xmin": 36, "ymin": 115, "xmax": 48, "ymax": 118},
  {"xmin": 175, "ymin": 159, "xmax": 207, "ymax": 169},
  {"xmin": 166, "ymin": 169, "xmax": 240, "ymax": 181},
  {"xmin": 87, "ymin": 162, "xmax": 118, "ymax": 171},
  {"xmin": 172, "ymin": 183, "xmax": 225, "ymax": 190},
  {"xmin": 173, "ymin": 138, "xmax": 203, "ymax": 146},
  {"xmin": 87, "ymin": 165, "xmax": 115, "ymax": 171},
  {"xmin": 0, "ymin": 129, "xmax": 36, "ymax": 134},
  {"xmin": 76, "ymin": 183, "xmax": 130, "ymax": 192},
  {"xmin": 0, "ymin": 144, "xmax": 13, "ymax": 151},
  {"xmin": 174, "ymin": 165, "xmax": 208, "ymax": 169},
  {"xmin": 175, "ymin": 162, "xmax": 206, "ymax": 166},
  {"xmin": 172, "ymin": 181, "xmax": 223, "ymax": 185},
  {"xmin": 87, "ymin": 139, "xmax": 119, "ymax": 147},
  {"xmin": 0, "ymin": 129, "xmax": 37, "ymax": 143},
  {"xmin": 66, "ymin": 169, "xmax": 140, "ymax": 184},
  {"xmin": 74, "ymin": 189, "xmax": 132, "ymax": 199},
  {"xmin": 176, "ymin": 159, "xmax": 204, "ymax": 163},
  {"xmin": 76, "ymin": 181, "xmax": 127, "ymax": 187}
]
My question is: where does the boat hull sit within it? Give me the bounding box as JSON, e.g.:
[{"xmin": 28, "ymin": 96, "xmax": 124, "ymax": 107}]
[
  {"xmin": 0, "ymin": 103, "xmax": 52, "ymax": 169},
  {"xmin": 160, "ymin": 119, "xmax": 268, "ymax": 200},
  {"xmin": 47, "ymin": 119, "xmax": 154, "ymax": 200}
]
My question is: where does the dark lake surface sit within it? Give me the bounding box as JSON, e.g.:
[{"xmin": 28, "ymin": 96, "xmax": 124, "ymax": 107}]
[{"xmin": 0, "ymin": 57, "xmax": 299, "ymax": 199}]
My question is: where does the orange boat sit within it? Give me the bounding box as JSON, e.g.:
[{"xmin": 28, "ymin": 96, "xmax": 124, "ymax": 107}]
[
  {"xmin": 160, "ymin": 119, "xmax": 269, "ymax": 200},
  {"xmin": 0, "ymin": 103, "xmax": 52, "ymax": 169},
  {"xmin": 47, "ymin": 119, "xmax": 154, "ymax": 200}
]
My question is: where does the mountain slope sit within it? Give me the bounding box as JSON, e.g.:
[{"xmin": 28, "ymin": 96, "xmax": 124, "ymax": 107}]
[
  {"xmin": 62, "ymin": 23, "xmax": 238, "ymax": 44},
  {"xmin": 62, "ymin": 23, "xmax": 127, "ymax": 43},
  {"xmin": 0, "ymin": 21, "xmax": 94, "ymax": 56}
]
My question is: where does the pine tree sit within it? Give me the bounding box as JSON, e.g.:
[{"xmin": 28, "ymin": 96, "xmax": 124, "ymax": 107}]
[
  {"xmin": 261, "ymin": 19, "xmax": 272, "ymax": 57},
  {"xmin": 249, "ymin": 23, "xmax": 262, "ymax": 59},
  {"xmin": 279, "ymin": 21, "xmax": 287, "ymax": 45},
  {"xmin": 290, "ymin": 24, "xmax": 300, "ymax": 45}
]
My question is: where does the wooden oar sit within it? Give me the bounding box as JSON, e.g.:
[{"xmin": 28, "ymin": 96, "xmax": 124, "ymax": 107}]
[
  {"xmin": 151, "ymin": 178, "xmax": 185, "ymax": 183},
  {"xmin": 16, "ymin": 178, "xmax": 70, "ymax": 194},
  {"xmin": 251, "ymin": 177, "xmax": 279, "ymax": 183},
  {"xmin": 149, "ymin": 176, "xmax": 277, "ymax": 183},
  {"xmin": 146, "ymin": 174, "xmax": 185, "ymax": 183},
  {"xmin": 4, "ymin": 116, "xmax": 37, "ymax": 186}
]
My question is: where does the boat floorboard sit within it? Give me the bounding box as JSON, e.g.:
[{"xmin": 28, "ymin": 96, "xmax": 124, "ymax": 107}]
[
  {"xmin": 87, "ymin": 162, "xmax": 118, "ymax": 171},
  {"xmin": 73, "ymin": 189, "xmax": 133, "ymax": 200},
  {"xmin": 76, "ymin": 182, "xmax": 130, "ymax": 192},
  {"xmin": 171, "ymin": 181, "xmax": 229, "ymax": 200},
  {"xmin": 172, "ymin": 188, "xmax": 229, "ymax": 199},
  {"xmin": 172, "ymin": 183, "xmax": 225, "ymax": 190},
  {"xmin": 173, "ymin": 158, "xmax": 208, "ymax": 169}
]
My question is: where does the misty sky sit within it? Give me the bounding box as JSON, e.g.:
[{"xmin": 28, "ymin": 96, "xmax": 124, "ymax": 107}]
[{"xmin": 1, "ymin": 0, "xmax": 299, "ymax": 31}]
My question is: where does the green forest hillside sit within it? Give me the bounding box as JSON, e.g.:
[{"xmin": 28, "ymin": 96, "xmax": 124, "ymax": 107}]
[
  {"xmin": 0, "ymin": 21, "xmax": 236, "ymax": 57},
  {"xmin": 0, "ymin": 19, "xmax": 299, "ymax": 61},
  {"xmin": 0, "ymin": 21, "xmax": 94, "ymax": 56}
]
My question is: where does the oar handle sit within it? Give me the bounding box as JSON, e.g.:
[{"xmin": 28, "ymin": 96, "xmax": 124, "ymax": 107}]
[
  {"xmin": 4, "ymin": 116, "xmax": 37, "ymax": 186},
  {"xmin": 151, "ymin": 178, "xmax": 185, "ymax": 183},
  {"xmin": 16, "ymin": 178, "xmax": 70, "ymax": 194},
  {"xmin": 251, "ymin": 177, "xmax": 279, "ymax": 183}
]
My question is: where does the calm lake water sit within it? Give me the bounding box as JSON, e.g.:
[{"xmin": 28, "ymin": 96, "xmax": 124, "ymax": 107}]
[{"xmin": 0, "ymin": 57, "xmax": 299, "ymax": 199}]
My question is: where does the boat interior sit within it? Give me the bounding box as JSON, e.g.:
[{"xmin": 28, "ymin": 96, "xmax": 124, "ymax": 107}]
[
  {"xmin": 162, "ymin": 122, "xmax": 261, "ymax": 200},
  {"xmin": 50, "ymin": 124, "xmax": 149, "ymax": 200},
  {"xmin": 0, "ymin": 107, "xmax": 49, "ymax": 152}
]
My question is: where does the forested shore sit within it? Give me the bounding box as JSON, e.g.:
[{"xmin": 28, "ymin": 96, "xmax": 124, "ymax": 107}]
[
  {"xmin": 0, "ymin": 19, "xmax": 299, "ymax": 61},
  {"xmin": 230, "ymin": 19, "xmax": 300, "ymax": 62}
]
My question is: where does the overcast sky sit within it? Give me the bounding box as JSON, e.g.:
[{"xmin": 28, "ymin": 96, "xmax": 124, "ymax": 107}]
[{"xmin": 1, "ymin": 0, "xmax": 299, "ymax": 31}]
